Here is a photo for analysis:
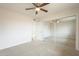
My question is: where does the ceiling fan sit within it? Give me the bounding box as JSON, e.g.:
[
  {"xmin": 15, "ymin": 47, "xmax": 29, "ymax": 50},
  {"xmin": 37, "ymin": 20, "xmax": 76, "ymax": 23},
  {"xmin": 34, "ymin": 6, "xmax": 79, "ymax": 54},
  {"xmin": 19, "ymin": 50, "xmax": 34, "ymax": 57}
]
[{"xmin": 25, "ymin": 3, "xmax": 49, "ymax": 15}]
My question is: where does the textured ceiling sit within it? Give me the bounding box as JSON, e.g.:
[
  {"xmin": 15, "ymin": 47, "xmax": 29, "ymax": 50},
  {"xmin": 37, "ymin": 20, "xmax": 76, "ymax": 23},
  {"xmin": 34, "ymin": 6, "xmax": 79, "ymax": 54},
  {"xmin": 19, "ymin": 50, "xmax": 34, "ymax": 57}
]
[{"xmin": 0, "ymin": 3, "xmax": 79, "ymax": 19}]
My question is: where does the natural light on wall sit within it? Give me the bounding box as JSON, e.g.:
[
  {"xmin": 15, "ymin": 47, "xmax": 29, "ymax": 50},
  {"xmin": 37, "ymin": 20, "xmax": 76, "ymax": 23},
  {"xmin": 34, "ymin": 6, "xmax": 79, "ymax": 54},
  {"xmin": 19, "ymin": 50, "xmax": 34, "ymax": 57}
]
[{"xmin": 32, "ymin": 20, "xmax": 51, "ymax": 40}]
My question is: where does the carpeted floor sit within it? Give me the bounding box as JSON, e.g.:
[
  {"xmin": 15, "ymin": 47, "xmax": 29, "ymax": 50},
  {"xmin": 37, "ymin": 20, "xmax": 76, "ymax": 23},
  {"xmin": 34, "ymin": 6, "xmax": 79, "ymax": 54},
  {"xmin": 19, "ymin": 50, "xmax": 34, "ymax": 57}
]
[{"xmin": 0, "ymin": 38, "xmax": 79, "ymax": 56}]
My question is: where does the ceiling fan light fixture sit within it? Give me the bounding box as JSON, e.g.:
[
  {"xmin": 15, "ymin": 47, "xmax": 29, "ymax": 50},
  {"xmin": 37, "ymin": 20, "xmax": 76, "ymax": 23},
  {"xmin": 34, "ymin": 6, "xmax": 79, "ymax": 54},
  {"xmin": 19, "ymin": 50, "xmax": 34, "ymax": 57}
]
[
  {"xmin": 35, "ymin": 8, "xmax": 40, "ymax": 11},
  {"xmin": 25, "ymin": 3, "xmax": 49, "ymax": 15}
]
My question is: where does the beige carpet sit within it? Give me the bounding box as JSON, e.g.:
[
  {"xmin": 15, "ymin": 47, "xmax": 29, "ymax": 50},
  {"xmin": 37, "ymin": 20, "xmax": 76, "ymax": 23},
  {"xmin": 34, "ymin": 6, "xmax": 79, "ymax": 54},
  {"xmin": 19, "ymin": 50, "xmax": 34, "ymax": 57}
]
[{"xmin": 0, "ymin": 38, "xmax": 79, "ymax": 56}]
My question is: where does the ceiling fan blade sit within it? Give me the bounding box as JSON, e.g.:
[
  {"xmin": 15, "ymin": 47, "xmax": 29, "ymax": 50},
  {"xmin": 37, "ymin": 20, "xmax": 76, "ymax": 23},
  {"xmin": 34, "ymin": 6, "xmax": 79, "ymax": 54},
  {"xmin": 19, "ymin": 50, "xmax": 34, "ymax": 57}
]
[
  {"xmin": 32, "ymin": 3, "xmax": 38, "ymax": 7},
  {"xmin": 39, "ymin": 3, "xmax": 49, "ymax": 7},
  {"xmin": 25, "ymin": 7, "xmax": 35, "ymax": 10},
  {"xmin": 40, "ymin": 8, "xmax": 48, "ymax": 12},
  {"xmin": 35, "ymin": 11, "xmax": 38, "ymax": 15}
]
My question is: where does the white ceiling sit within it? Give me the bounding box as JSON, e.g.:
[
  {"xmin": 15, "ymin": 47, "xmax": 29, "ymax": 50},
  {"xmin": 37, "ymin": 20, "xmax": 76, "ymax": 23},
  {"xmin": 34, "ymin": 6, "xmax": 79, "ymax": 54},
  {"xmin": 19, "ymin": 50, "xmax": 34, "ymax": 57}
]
[{"xmin": 0, "ymin": 3, "xmax": 79, "ymax": 19}]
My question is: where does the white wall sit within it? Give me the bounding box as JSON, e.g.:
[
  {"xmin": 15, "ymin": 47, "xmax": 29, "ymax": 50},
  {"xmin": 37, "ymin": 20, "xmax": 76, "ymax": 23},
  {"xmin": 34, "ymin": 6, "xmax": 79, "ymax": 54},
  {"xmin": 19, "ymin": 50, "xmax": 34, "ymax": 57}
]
[
  {"xmin": 0, "ymin": 8, "xmax": 33, "ymax": 49},
  {"xmin": 50, "ymin": 19, "xmax": 76, "ymax": 42},
  {"xmin": 76, "ymin": 14, "xmax": 79, "ymax": 51},
  {"xmin": 42, "ymin": 8, "xmax": 79, "ymax": 50},
  {"xmin": 32, "ymin": 21, "xmax": 51, "ymax": 40},
  {"xmin": 56, "ymin": 20, "xmax": 75, "ymax": 39}
]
